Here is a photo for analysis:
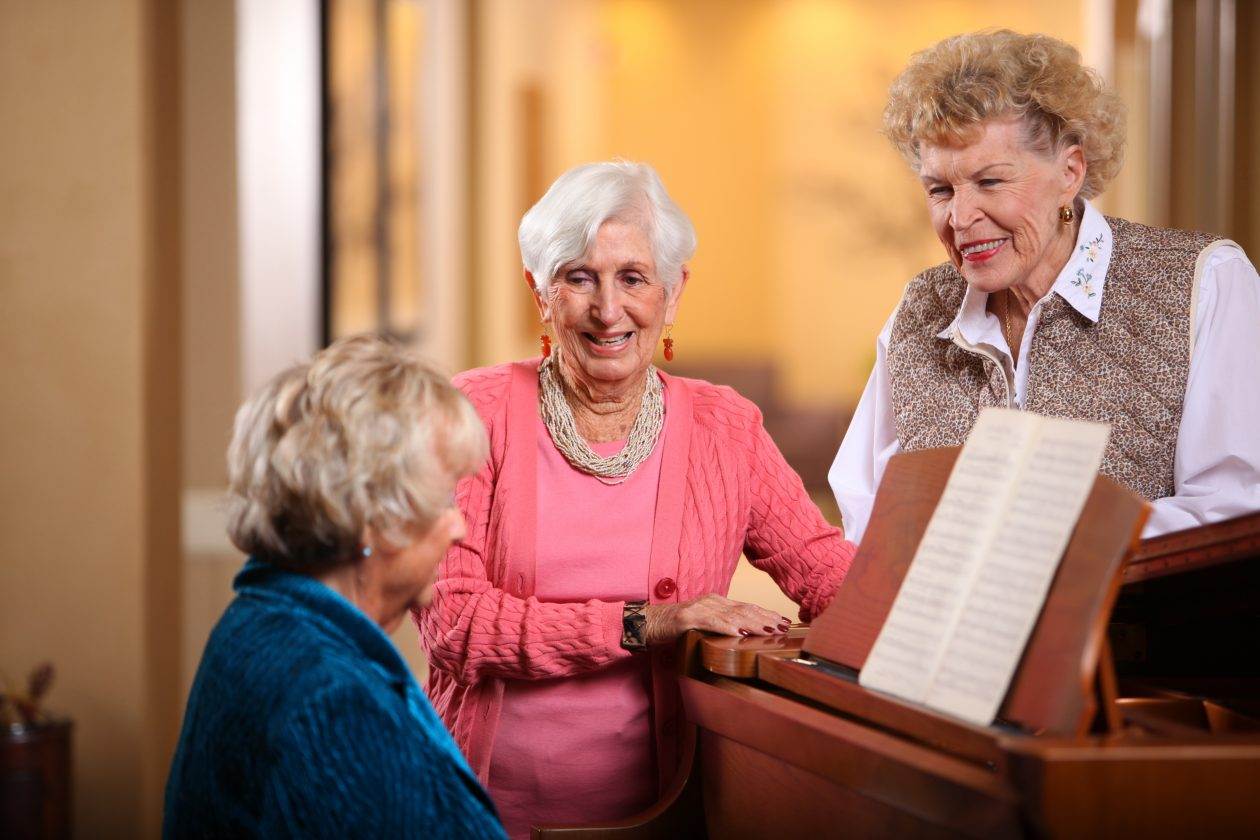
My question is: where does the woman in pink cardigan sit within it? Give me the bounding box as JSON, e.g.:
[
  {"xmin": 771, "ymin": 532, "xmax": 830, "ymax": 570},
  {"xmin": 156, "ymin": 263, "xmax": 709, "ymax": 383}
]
[{"xmin": 416, "ymin": 161, "xmax": 857, "ymax": 838}]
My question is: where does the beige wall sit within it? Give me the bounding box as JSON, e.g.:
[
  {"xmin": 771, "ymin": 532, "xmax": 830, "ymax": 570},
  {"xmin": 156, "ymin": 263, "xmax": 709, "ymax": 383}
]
[
  {"xmin": 181, "ymin": 0, "xmax": 239, "ymax": 493},
  {"xmin": 0, "ymin": 0, "xmax": 182, "ymax": 836}
]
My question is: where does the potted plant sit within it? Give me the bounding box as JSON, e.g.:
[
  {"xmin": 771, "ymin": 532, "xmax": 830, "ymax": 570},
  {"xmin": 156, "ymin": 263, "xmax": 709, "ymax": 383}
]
[{"xmin": 1, "ymin": 663, "xmax": 72, "ymax": 839}]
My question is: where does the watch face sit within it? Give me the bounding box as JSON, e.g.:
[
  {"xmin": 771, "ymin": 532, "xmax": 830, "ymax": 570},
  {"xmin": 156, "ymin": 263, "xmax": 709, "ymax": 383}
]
[{"xmin": 621, "ymin": 602, "xmax": 648, "ymax": 650}]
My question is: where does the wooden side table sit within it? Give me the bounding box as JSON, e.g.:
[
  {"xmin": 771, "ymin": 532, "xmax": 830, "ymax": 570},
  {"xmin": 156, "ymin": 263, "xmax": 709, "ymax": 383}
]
[{"xmin": 1, "ymin": 720, "xmax": 72, "ymax": 839}]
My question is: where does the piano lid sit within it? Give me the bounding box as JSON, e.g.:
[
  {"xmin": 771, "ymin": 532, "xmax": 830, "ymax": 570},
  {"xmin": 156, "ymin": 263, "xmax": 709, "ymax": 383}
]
[{"xmin": 1125, "ymin": 509, "xmax": 1260, "ymax": 583}]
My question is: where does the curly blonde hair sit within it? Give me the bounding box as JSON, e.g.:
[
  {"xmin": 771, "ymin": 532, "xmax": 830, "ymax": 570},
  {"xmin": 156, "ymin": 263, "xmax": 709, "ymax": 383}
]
[
  {"xmin": 225, "ymin": 334, "xmax": 488, "ymax": 572},
  {"xmin": 883, "ymin": 30, "xmax": 1126, "ymax": 199}
]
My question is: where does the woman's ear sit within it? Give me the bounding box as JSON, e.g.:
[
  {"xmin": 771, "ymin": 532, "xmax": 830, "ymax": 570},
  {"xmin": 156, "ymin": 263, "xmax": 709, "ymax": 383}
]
[
  {"xmin": 1060, "ymin": 144, "xmax": 1087, "ymax": 204},
  {"xmin": 665, "ymin": 266, "xmax": 689, "ymax": 323},
  {"xmin": 358, "ymin": 528, "xmax": 379, "ymax": 562},
  {"xmin": 524, "ymin": 269, "xmax": 548, "ymax": 320}
]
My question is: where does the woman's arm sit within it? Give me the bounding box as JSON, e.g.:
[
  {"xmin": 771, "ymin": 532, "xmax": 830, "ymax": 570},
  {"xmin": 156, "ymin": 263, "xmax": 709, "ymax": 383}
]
[
  {"xmin": 828, "ymin": 310, "xmax": 902, "ymax": 546},
  {"xmin": 742, "ymin": 412, "xmax": 858, "ymax": 622},
  {"xmin": 1145, "ymin": 246, "xmax": 1260, "ymax": 536},
  {"xmin": 426, "ymin": 459, "xmax": 792, "ymax": 660},
  {"xmin": 417, "ymin": 457, "xmax": 631, "ymax": 686}
]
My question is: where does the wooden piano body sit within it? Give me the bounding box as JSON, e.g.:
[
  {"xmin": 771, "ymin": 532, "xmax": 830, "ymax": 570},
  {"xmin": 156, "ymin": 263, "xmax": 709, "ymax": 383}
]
[{"xmin": 534, "ymin": 447, "xmax": 1260, "ymax": 839}]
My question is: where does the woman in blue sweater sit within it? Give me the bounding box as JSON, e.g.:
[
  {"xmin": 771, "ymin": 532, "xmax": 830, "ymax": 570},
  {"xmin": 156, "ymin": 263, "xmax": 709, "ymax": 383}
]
[{"xmin": 164, "ymin": 335, "xmax": 505, "ymax": 839}]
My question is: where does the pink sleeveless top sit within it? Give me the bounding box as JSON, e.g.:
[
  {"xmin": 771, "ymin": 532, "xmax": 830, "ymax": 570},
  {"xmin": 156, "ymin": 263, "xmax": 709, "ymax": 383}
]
[{"xmin": 486, "ymin": 392, "xmax": 667, "ymax": 839}]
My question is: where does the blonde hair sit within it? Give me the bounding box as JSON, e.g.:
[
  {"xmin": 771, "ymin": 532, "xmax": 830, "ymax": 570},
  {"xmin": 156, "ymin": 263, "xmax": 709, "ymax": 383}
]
[
  {"xmin": 225, "ymin": 334, "xmax": 488, "ymax": 572},
  {"xmin": 883, "ymin": 30, "xmax": 1126, "ymax": 199}
]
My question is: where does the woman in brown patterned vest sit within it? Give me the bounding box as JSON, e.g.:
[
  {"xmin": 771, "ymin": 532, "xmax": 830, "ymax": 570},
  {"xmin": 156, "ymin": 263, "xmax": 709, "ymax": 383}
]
[{"xmin": 830, "ymin": 29, "xmax": 1260, "ymax": 543}]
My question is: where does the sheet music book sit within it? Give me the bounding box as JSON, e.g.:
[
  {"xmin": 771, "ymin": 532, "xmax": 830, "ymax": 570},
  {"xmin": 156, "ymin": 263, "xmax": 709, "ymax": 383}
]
[{"xmin": 858, "ymin": 408, "xmax": 1111, "ymax": 725}]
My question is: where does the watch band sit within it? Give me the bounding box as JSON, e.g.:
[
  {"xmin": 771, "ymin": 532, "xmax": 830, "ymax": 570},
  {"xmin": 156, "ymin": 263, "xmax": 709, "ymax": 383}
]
[{"xmin": 621, "ymin": 600, "xmax": 648, "ymax": 651}]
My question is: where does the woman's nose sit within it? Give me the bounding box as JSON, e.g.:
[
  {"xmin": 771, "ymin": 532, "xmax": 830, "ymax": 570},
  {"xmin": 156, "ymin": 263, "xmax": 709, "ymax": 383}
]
[
  {"xmin": 949, "ymin": 188, "xmax": 981, "ymax": 231},
  {"xmin": 591, "ymin": 284, "xmax": 626, "ymax": 325}
]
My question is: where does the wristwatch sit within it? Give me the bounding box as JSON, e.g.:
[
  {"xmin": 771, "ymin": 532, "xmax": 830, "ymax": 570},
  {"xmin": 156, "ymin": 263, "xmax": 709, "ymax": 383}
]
[{"xmin": 621, "ymin": 600, "xmax": 647, "ymax": 651}]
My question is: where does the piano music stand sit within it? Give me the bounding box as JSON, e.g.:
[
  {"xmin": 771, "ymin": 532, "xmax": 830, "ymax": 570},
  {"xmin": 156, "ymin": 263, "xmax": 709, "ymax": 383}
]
[{"xmin": 803, "ymin": 446, "xmax": 1150, "ymax": 736}]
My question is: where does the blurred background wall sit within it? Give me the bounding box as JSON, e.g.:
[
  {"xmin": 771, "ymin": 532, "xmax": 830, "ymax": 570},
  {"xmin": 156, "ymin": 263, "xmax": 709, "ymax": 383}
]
[{"xmin": 1, "ymin": 0, "xmax": 1256, "ymax": 835}]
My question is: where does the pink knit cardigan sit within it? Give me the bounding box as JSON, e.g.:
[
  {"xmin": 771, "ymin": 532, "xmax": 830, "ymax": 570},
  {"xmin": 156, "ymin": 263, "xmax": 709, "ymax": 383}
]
[{"xmin": 416, "ymin": 360, "xmax": 856, "ymax": 788}]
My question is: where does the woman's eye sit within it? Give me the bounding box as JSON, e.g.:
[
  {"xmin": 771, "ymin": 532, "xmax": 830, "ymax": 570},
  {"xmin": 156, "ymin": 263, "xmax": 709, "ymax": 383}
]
[
  {"xmin": 623, "ymin": 274, "xmax": 646, "ymax": 286},
  {"xmin": 927, "ymin": 186, "xmax": 952, "ymax": 198},
  {"xmin": 979, "ymin": 178, "xmax": 1002, "ymax": 188}
]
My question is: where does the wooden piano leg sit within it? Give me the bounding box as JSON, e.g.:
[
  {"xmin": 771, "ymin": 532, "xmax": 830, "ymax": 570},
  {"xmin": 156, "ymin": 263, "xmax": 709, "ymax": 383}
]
[{"xmin": 530, "ymin": 723, "xmax": 707, "ymax": 839}]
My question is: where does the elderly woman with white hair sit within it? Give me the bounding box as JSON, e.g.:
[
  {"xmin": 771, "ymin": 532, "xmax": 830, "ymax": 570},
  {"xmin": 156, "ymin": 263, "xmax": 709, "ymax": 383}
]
[
  {"xmin": 416, "ymin": 161, "xmax": 857, "ymax": 836},
  {"xmin": 165, "ymin": 335, "xmax": 504, "ymax": 839}
]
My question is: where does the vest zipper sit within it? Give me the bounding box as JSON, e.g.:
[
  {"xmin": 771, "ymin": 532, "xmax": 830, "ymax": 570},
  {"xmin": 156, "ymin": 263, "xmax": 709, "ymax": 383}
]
[{"xmin": 950, "ymin": 330, "xmax": 1014, "ymax": 409}]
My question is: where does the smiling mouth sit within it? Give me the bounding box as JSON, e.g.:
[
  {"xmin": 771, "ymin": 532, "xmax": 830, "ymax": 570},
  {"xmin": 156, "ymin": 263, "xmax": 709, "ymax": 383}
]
[
  {"xmin": 584, "ymin": 332, "xmax": 633, "ymax": 347},
  {"xmin": 960, "ymin": 238, "xmax": 1008, "ymax": 258}
]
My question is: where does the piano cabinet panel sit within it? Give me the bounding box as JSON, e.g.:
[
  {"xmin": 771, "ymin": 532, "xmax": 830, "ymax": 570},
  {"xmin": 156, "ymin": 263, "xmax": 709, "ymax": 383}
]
[
  {"xmin": 699, "ymin": 735, "xmax": 964, "ymax": 840},
  {"xmin": 680, "ymin": 676, "xmax": 1022, "ymax": 838},
  {"xmin": 683, "ymin": 675, "xmax": 1260, "ymax": 839},
  {"xmin": 1005, "ymin": 739, "xmax": 1260, "ymax": 838}
]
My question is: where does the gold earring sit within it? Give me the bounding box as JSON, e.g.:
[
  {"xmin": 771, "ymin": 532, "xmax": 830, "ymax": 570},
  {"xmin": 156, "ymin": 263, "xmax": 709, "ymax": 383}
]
[
  {"xmin": 1059, "ymin": 205, "xmax": 1075, "ymax": 224},
  {"xmin": 662, "ymin": 325, "xmax": 675, "ymax": 362},
  {"xmin": 540, "ymin": 324, "xmax": 552, "ymax": 358}
]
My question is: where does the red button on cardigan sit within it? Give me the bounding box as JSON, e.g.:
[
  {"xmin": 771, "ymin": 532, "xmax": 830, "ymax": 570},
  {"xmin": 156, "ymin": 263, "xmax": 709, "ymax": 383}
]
[{"xmin": 654, "ymin": 577, "xmax": 677, "ymax": 599}]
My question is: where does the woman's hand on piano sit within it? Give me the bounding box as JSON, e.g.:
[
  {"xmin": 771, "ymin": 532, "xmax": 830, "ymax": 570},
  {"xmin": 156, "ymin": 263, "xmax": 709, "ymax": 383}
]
[{"xmin": 644, "ymin": 595, "xmax": 791, "ymax": 644}]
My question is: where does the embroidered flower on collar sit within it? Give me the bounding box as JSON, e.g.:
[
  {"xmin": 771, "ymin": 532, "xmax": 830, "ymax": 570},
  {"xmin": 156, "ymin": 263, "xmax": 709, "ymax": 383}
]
[
  {"xmin": 1071, "ymin": 267, "xmax": 1097, "ymax": 298},
  {"xmin": 1079, "ymin": 233, "xmax": 1104, "ymax": 262}
]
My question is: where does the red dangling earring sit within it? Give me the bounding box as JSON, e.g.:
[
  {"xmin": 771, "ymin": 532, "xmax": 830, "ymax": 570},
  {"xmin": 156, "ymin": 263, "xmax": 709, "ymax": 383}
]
[
  {"xmin": 662, "ymin": 325, "xmax": 674, "ymax": 362},
  {"xmin": 540, "ymin": 330, "xmax": 552, "ymax": 358}
]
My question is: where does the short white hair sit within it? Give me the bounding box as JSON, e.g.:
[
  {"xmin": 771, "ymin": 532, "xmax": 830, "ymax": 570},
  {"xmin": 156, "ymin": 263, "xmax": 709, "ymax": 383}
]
[
  {"xmin": 518, "ymin": 160, "xmax": 697, "ymax": 296},
  {"xmin": 225, "ymin": 334, "xmax": 488, "ymax": 572}
]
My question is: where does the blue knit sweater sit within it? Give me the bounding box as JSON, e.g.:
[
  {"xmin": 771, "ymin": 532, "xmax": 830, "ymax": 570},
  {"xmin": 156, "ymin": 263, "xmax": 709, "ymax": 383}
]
[{"xmin": 164, "ymin": 559, "xmax": 505, "ymax": 839}]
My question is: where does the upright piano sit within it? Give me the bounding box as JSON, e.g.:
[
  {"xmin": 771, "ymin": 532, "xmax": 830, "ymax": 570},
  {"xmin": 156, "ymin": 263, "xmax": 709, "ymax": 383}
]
[{"xmin": 535, "ymin": 447, "xmax": 1260, "ymax": 839}]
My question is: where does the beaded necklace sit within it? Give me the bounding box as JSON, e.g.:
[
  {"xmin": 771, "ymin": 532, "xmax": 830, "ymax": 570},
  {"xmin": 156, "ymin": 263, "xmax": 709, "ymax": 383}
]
[{"xmin": 537, "ymin": 351, "xmax": 664, "ymax": 485}]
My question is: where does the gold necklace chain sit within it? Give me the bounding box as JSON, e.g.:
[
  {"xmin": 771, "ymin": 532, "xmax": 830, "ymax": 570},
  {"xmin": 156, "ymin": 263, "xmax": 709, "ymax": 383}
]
[{"xmin": 1001, "ymin": 290, "xmax": 1016, "ymax": 353}]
